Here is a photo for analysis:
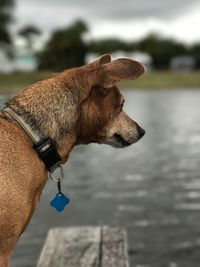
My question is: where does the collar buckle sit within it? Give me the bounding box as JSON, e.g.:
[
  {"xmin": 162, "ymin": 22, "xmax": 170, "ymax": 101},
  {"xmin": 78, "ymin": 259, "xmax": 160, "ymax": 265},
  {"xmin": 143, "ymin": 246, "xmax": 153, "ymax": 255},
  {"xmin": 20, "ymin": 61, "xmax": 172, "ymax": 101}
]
[{"xmin": 34, "ymin": 138, "xmax": 61, "ymax": 172}]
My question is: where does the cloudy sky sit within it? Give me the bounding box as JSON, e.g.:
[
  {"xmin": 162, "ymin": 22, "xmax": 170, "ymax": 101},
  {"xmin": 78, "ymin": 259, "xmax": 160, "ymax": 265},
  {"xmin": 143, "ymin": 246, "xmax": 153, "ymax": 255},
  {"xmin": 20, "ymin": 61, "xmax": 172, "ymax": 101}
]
[{"xmin": 14, "ymin": 0, "xmax": 200, "ymax": 46}]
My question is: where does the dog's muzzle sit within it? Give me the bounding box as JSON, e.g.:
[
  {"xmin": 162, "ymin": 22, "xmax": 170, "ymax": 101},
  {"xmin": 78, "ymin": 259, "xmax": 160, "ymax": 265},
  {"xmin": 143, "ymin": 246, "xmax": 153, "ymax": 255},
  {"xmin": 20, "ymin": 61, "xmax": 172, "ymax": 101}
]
[{"xmin": 113, "ymin": 126, "xmax": 145, "ymax": 148}]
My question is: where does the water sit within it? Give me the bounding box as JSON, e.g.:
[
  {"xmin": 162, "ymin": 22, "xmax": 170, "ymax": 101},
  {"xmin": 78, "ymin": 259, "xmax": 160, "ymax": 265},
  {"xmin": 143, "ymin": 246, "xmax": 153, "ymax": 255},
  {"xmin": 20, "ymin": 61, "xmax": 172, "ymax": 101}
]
[{"xmin": 1, "ymin": 89, "xmax": 200, "ymax": 267}]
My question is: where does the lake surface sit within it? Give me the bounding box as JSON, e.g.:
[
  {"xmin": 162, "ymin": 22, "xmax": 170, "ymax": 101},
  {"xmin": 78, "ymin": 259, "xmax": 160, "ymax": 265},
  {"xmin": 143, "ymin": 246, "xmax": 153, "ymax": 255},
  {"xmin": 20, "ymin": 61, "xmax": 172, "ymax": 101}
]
[{"xmin": 1, "ymin": 89, "xmax": 200, "ymax": 267}]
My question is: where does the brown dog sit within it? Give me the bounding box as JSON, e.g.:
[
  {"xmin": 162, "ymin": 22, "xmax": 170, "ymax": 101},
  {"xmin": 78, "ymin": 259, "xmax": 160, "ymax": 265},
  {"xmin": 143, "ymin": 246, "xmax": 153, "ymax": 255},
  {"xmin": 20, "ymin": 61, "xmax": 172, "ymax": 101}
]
[{"xmin": 0, "ymin": 54, "xmax": 145, "ymax": 266}]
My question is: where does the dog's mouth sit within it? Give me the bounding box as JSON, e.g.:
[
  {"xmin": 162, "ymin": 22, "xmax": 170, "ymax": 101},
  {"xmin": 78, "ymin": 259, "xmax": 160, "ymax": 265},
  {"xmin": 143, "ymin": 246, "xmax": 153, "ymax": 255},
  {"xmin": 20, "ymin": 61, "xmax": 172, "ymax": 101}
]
[
  {"xmin": 99, "ymin": 133, "xmax": 135, "ymax": 148},
  {"xmin": 112, "ymin": 133, "xmax": 131, "ymax": 148}
]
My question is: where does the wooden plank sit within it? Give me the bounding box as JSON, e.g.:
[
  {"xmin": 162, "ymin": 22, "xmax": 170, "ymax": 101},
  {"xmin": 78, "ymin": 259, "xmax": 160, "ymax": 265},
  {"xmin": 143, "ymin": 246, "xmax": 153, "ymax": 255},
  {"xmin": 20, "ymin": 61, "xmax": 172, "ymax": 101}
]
[
  {"xmin": 101, "ymin": 226, "xmax": 129, "ymax": 267},
  {"xmin": 36, "ymin": 226, "xmax": 129, "ymax": 267},
  {"xmin": 36, "ymin": 227, "xmax": 101, "ymax": 267}
]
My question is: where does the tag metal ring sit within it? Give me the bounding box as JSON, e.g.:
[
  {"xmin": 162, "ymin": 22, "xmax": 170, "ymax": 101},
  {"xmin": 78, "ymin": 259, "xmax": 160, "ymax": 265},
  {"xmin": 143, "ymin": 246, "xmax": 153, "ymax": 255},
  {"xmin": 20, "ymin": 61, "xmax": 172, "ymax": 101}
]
[{"xmin": 49, "ymin": 165, "xmax": 64, "ymax": 183}]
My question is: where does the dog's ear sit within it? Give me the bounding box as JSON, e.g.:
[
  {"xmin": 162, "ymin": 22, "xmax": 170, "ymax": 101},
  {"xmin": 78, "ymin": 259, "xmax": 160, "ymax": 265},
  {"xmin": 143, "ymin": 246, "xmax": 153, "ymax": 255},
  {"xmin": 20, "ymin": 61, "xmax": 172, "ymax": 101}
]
[
  {"xmin": 88, "ymin": 54, "xmax": 111, "ymax": 68},
  {"xmin": 98, "ymin": 58, "xmax": 145, "ymax": 88}
]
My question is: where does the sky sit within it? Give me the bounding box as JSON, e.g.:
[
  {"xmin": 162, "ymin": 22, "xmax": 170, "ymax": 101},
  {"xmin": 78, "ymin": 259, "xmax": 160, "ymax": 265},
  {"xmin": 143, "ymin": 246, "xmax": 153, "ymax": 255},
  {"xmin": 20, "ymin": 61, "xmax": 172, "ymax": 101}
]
[{"xmin": 14, "ymin": 0, "xmax": 200, "ymax": 47}]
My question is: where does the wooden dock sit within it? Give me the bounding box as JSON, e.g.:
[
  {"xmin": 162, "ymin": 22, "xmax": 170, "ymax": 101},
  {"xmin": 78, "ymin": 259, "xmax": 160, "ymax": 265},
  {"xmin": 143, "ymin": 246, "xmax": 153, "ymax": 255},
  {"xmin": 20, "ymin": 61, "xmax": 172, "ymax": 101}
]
[{"xmin": 36, "ymin": 226, "xmax": 129, "ymax": 267}]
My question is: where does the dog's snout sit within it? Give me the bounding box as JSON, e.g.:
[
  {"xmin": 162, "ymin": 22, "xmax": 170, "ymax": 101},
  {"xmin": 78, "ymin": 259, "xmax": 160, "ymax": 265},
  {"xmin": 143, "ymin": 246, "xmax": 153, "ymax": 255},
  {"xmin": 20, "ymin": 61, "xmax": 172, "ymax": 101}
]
[{"xmin": 138, "ymin": 126, "xmax": 145, "ymax": 138}]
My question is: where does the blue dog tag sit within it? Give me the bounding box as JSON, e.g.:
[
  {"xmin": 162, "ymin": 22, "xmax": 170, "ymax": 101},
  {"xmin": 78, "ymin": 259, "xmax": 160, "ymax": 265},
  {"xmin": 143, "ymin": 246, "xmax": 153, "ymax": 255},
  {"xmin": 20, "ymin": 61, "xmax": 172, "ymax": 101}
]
[{"xmin": 50, "ymin": 193, "xmax": 70, "ymax": 212}]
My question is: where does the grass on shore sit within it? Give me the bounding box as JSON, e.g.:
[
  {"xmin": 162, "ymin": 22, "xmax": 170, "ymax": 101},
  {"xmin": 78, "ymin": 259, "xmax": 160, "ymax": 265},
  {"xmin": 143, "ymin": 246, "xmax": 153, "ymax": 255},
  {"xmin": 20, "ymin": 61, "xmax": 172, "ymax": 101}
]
[
  {"xmin": 0, "ymin": 71, "xmax": 200, "ymax": 95},
  {"xmin": 0, "ymin": 72, "xmax": 53, "ymax": 95},
  {"xmin": 120, "ymin": 70, "xmax": 200, "ymax": 89}
]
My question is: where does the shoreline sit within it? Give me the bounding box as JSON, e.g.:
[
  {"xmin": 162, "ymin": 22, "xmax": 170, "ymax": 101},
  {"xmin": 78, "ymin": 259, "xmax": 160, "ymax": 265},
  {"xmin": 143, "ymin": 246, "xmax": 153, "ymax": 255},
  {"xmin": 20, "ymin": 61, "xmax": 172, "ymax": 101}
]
[{"xmin": 0, "ymin": 71, "xmax": 200, "ymax": 94}]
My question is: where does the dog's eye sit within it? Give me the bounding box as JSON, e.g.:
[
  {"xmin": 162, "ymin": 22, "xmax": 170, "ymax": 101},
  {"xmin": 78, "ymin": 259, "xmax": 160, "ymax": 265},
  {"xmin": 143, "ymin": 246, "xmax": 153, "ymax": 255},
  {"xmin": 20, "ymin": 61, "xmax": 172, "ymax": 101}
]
[
  {"xmin": 117, "ymin": 100, "xmax": 125, "ymax": 112},
  {"xmin": 99, "ymin": 88, "xmax": 109, "ymax": 97}
]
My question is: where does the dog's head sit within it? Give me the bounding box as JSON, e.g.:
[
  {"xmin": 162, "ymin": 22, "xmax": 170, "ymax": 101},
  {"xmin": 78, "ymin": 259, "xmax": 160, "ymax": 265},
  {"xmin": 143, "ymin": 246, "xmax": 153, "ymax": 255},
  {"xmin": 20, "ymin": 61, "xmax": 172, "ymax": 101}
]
[{"xmin": 75, "ymin": 54, "xmax": 145, "ymax": 148}]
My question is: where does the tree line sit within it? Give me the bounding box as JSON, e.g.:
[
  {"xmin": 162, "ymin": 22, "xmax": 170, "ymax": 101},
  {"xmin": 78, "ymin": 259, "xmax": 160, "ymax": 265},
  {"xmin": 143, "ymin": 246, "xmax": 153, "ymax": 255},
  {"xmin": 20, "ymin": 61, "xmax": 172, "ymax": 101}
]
[
  {"xmin": 1, "ymin": 0, "xmax": 200, "ymax": 70},
  {"xmin": 37, "ymin": 22, "xmax": 200, "ymax": 71}
]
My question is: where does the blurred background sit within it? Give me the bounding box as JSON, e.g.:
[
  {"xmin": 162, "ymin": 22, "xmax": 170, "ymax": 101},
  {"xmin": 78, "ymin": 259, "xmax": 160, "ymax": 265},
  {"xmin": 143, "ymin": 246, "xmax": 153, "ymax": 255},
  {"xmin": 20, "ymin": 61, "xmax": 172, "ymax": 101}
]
[{"xmin": 1, "ymin": 1, "xmax": 200, "ymax": 267}]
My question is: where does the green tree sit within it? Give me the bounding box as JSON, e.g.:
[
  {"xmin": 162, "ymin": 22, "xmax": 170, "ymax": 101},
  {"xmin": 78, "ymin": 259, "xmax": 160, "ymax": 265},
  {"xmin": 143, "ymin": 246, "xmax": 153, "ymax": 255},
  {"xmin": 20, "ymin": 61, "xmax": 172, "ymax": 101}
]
[
  {"xmin": 190, "ymin": 43, "xmax": 200, "ymax": 69},
  {"xmin": 89, "ymin": 38, "xmax": 128, "ymax": 54},
  {"xmin": 137, "ymin": 33, "xmax": 188, "ymax": 69},
  {"xmin": 18, "ymin": 25, "xmax": 41, "ymax": 49},
  {"xmin": 190, "ymin": 43, "xmax": 200, "ymax": 56},
  {"xmin": 0, "ymin": 0, "xmax": 14, "ymax": 45},
  {"xmin": 39, "ymin": 20, "xmax": 88, "ymax": 71}
]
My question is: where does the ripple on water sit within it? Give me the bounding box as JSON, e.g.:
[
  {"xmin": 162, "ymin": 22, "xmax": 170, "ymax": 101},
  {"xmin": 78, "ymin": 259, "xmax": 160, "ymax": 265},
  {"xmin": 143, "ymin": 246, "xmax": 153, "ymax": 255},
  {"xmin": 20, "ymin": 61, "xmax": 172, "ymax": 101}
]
[
  {"xmin": 183, "ymin": 180, "xmax": 200, "ymax": 190},
  {"xmin": 175, "ymin": 191, "xmax": 200, "ymax": 200},
  {"xmin": 117, "ymin": 204, "xmax": 144, "ymax": 212},
  {"xmin": 188, "ymin": 135, "xmax": 200, "ymax": 144},
  {"xmin": 124, "ymin": 174, "xmax": 145, "ymax": 181},
  {"xmin": 127, "ymin": 217, "xmax": 180, "ymax": 228},
  {"xmin": 175, "ymin": 203, "xmax": 200, "ymax": 210},
  {"xmin": 93, "ymin": 190, "xmax": 147, "ymax": 199}
]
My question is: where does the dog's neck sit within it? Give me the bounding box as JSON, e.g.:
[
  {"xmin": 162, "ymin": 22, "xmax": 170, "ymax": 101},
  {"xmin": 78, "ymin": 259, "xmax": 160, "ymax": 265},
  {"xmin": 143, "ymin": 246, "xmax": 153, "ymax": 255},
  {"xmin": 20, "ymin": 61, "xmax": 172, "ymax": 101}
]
[{"xmin": 6, "ymin": 74, "xmax": 80, "ymax": 163}]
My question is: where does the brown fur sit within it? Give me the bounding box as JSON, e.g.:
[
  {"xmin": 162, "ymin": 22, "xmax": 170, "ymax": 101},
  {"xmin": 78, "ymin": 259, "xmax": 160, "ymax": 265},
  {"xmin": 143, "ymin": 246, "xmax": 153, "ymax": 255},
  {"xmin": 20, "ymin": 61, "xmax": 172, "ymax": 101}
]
[{"xmin": 0, "ymin": 54, "xmax": 145, "ymax": 266}]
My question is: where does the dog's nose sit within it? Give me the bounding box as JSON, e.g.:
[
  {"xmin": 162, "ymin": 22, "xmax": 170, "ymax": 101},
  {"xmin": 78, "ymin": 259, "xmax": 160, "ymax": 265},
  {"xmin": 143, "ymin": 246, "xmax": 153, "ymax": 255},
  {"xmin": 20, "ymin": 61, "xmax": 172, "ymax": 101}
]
[{"xmin": 138, "ymin": 126, "xmax": 145, "ymax": 138}]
